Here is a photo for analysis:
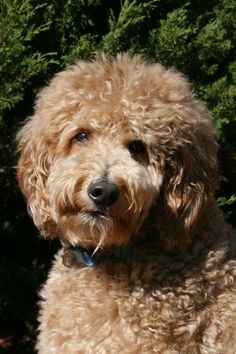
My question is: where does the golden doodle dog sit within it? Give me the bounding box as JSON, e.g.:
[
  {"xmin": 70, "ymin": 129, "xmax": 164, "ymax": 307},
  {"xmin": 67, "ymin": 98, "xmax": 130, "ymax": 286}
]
[{"xmin": 17, "ymin": 53, "xmax": 236, "ymax": 353}]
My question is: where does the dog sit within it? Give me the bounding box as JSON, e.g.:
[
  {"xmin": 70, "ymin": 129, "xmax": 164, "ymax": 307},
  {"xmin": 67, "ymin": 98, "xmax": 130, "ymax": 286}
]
[{"xmin": 17, "ymin": 53, "xmax": 236, "ymax": 353}]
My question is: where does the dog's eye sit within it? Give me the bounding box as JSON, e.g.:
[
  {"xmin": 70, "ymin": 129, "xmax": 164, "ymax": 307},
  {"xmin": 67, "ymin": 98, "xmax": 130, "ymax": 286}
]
[
  {"xmin": 127, "ymin": 140, "xmax": 146, "ymax": 156},
  {"xmin": 73, "ymin": 131, "xmax": 90, "ymax": 143}
]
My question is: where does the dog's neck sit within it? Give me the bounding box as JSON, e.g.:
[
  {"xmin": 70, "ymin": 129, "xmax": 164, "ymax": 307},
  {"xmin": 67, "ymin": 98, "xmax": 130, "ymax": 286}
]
[{"xmin": 62, "ymin": 243, "xmax": 136, "ymax": 267}]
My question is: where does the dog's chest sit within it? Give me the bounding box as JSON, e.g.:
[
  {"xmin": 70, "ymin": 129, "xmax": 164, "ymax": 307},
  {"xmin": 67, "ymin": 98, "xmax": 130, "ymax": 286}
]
[{"xmin": 38, "ymin": 248, "xmax": 236, "ymax": 353}]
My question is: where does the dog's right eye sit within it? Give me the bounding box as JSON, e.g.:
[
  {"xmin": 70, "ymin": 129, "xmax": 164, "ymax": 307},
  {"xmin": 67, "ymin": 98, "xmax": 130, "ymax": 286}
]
[{"xmin": 73, "ymin": 131, "xmax": 90, "ymax": 143}]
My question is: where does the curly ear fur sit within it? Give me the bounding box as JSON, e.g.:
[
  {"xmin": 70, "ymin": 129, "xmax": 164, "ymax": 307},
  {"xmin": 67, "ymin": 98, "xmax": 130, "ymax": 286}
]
[
  {"xmin": 157, "ymin": 111, "xmax": 219, "ymax": 249},
  {"xmin": 17, "ymin": 118, "xmax": 56, "ymax": 238}
]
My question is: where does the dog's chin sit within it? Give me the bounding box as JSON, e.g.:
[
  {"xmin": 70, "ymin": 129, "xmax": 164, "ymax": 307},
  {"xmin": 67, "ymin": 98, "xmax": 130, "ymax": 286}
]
[{"xmin": 57, "ymin": 207, "xmax": 134, "ymax": 249}]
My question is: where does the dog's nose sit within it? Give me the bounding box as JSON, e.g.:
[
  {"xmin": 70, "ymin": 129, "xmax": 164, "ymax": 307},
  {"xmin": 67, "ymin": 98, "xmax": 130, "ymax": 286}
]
[{"xmin": 88, "ymin": 179, "xmax": 119, "ymax": 207}]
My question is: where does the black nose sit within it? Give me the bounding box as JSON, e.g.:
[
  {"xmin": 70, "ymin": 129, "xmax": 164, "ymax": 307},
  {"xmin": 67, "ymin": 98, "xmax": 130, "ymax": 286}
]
[{"xmin": 88, "ymin": 179, "xmax": 119, "ymax": 207}]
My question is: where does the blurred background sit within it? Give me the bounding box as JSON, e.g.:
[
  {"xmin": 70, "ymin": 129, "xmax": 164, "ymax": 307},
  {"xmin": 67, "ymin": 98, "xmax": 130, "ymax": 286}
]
[{"xmin": 0, "ymin": 0, "xmax": 235, "ymax": 352}]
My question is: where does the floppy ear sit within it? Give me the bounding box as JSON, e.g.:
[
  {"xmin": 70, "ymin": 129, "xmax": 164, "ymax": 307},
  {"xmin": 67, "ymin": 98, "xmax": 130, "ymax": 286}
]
[
  {"xmin": 17, "ymin": 118, "xmax": 56, "ymax": 238},
  {"xmin": 156, "ymin": 113, "xmax": 219, "ymax": 250}
]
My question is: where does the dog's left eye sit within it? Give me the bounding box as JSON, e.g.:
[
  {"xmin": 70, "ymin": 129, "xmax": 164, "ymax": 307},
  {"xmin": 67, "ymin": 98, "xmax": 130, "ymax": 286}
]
[
  {"xmin": 127, "ymin": 140, "xmax": 146, "ymax": 156},
  {"xmin": 73, "ymin": 131, "xmax": 90, "ymax": 143}
]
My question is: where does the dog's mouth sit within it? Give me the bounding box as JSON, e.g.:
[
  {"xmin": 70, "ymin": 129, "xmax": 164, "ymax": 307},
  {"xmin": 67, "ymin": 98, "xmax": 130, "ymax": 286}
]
[
  {"xmin": 89, "ymin": 209, "xmax": 107, "ymax": 218},
  {"xmin": 80, "ymin": 207, "xmax": 109, "ymax": 219}
]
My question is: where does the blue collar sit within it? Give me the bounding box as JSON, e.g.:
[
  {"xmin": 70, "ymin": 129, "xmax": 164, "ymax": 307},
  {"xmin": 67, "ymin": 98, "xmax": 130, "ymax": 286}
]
[
  {"xmin": 62, "ymin": 244, "xmax": 135, "ymax": 267},
  {"xmin": 71, "ymin": 247, "xmax": 95, "ymax": 266}
]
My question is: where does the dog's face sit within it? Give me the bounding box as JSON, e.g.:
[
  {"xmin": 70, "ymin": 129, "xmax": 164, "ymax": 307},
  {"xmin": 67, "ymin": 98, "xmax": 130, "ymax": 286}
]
[
  {"xmin": 17, "ymin": 54, "xmax": 218, "ymax": 249},
  {"xmin": 46, "ymin": 111, "xmax": 162, "ymax": 248}
]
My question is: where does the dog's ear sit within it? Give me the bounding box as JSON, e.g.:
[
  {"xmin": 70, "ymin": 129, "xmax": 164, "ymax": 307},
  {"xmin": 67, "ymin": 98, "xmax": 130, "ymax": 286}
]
[
  {"xmin": 17, "ymin": 118, "xmax": 56, "ymax": 238},
  {"xmin": 156, "ymin": 111, "xmax": 219, "ymax": 249}
]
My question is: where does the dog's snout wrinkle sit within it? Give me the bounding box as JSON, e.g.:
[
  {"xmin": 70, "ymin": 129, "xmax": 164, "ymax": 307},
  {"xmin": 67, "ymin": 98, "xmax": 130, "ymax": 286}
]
[{"xmin": 88, "ymin": 179, "xmax": 119, "ymax": 207}]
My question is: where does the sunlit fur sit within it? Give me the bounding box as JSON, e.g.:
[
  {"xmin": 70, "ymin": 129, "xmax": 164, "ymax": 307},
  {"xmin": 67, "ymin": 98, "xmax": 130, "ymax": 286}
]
[{"xmin": 17, "ymin": 53, "xmax": 236, "ymax": 353}]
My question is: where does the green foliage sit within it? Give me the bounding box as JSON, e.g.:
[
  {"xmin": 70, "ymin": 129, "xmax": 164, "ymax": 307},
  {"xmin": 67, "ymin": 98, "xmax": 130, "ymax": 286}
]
[
  {"xmin": 217, "ymin": 194, "xmax": 236, "ymax": 207},
  {"xmin": 101, "ymin": 0, "xmax": 158, "ymax": 53},
  {"xmin": 0, "ymin": 0, "xmax": 56, "ymax": 111},
  {"xmin": 0, "ymin": 0, "xmax": 235, "ymax": 350},
  {"xmin": 148, "ymin": 6, "xmax": 193, "ymax": 68}
]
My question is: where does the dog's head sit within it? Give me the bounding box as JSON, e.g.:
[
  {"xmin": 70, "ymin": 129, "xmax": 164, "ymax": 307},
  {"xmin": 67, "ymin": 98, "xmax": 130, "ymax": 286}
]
[{"xmin": 17, "ymin": 53, "xmax": 219, "ymax": 250}]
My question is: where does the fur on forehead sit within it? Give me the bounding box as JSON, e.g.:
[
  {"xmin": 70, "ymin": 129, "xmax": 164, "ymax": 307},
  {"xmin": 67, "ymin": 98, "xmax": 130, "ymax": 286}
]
[
  {"xmin": 36, "ymin": 52, "xmax": 192, "ymax": 123},
  {"xmin": 34, "ymin": 52, "xmax": 199, "ymax": 154}
]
